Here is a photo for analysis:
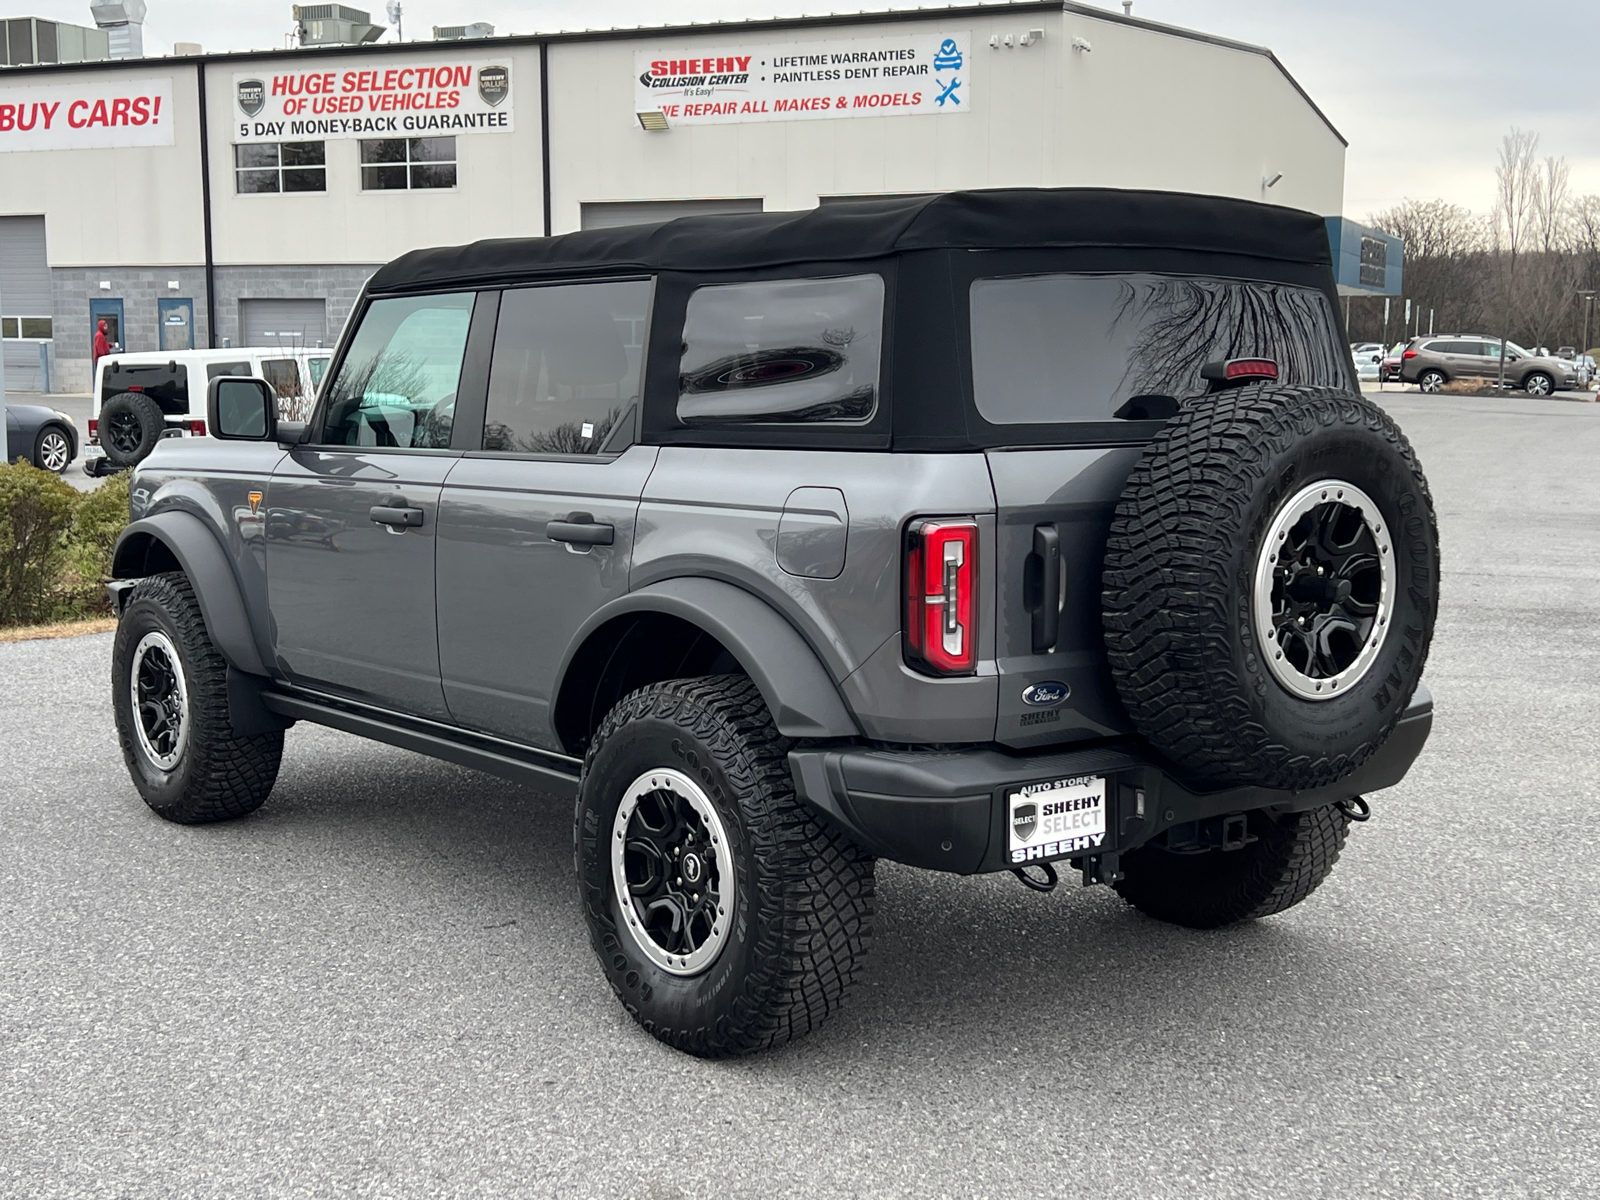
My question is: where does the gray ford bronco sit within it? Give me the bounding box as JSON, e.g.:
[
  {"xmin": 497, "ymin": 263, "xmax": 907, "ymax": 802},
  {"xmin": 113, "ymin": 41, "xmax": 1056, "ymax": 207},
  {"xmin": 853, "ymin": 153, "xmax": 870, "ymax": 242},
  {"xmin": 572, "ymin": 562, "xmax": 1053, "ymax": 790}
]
[{"xmin": 107, "ymin": 189, "xmax": 1439, "ymax": 1058}]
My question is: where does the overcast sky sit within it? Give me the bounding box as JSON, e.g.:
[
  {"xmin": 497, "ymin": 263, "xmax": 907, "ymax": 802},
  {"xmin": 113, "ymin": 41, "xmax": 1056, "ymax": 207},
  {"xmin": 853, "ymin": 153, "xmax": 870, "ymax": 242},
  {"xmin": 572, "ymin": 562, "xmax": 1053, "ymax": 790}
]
[{"xmin": 18, "ymin": 0, "xmax": 1600, "ymax": 218}]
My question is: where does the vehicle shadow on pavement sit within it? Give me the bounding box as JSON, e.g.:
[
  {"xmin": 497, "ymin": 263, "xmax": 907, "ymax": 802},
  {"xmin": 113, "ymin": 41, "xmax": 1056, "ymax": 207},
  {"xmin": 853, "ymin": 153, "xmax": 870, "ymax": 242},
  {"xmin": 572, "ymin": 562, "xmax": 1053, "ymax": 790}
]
[{"xmin": 244, "ymin": 725, "xmax": 1372, "ymax": 1073}]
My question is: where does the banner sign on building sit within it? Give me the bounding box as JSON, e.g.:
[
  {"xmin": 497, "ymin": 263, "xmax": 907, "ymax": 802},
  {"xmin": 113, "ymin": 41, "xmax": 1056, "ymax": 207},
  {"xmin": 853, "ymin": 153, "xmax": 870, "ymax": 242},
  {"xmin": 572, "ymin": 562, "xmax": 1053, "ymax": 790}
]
[
  {"xmin": 232, "ymin": 57, "xmax": 515, "ymax": 143},
  {"xmin": 635, "ymin": 31, "xmax": 970, "ymax": 126},
  {"xmin": 0, "ymin": 76, "xmax": 174, "ymax": 153}
]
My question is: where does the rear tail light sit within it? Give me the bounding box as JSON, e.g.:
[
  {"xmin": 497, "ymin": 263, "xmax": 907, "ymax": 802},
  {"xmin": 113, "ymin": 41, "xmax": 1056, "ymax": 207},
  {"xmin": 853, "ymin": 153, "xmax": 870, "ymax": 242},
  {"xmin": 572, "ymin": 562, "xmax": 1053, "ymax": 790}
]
[
  {"xmin": 905, "ymin": 518, "xmax": 979, "ymax": 676},
  {"xmin": 1402, "ymin": 349, "xmax": 1418, "ymax": 360},
  {"xmin": 188, "ymin": 419, "xmax": 207, "ymax": 436},
  {"xmin": 87, "ymin": 418, "xmax": 98, "ymax": 444}
]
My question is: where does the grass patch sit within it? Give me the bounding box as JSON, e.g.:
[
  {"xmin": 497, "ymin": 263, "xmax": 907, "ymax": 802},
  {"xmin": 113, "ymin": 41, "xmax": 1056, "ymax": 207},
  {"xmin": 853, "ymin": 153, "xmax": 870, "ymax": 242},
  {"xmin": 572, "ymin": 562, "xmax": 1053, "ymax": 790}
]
[{"xmin": 0, "ymin": 617, "xmax": 119, "ymax": 644}]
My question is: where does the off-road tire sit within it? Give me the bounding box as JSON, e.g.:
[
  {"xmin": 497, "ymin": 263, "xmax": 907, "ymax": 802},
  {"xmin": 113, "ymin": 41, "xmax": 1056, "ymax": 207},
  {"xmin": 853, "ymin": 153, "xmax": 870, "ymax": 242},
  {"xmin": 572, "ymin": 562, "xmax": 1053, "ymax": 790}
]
[
  {"xmin": 1114, "ymin": 803, "xmax": 1352, "ymax": 929},
  {"xmin": 575, "ymin": 675, "xmax": 875, "ymax": 1058},
  {"xmin": 100, "ymin": 391, "xmax": 165, "ymax": 468},
  {"xmin": 112, "ymin": 572, "xmax": 282, "ymax": 823},
  {"xmin": 1103, "ymin": 385, "xmax": 1439, "ymax": 790}
]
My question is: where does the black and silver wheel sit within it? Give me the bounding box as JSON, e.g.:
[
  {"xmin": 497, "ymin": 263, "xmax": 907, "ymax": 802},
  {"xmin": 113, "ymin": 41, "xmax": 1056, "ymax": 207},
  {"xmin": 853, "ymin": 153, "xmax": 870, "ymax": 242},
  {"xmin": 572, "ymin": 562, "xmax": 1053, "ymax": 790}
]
[
  {"xmin": 1254, "ymin": 480, "xmax": 1393, "ymax": 700},
  {"xmin": 1116, "ymin": 803, "xmax": 1352, "ymax": 929},
  {"xmin": 1523, "ymin": 371, "xmax": 1554, "ymax": 397},
  {"xmin": 576, "ymin": 675, "xmax": 874, "ymax": 1058},
  {"xmin": 1417, "ymin": 369, "xmax": 1446, "ymax": 394},
  {"xmin": 34, "ymin": 425, "xmax": 72, "ymax": 473},
  {"xmin": 611, "ymin": 767, "xmax": 735, "ymax": 976},
  {"xmin": 99, "ymin": 392, "xmax": 164, "ymax": 469},
  {"xmin": 112, "ymin": 572, "xmax": 283, "ymax": 823},
  {"xmin": 1104, "ymin": 386, "xmax": 1440, "ymax": 791}
]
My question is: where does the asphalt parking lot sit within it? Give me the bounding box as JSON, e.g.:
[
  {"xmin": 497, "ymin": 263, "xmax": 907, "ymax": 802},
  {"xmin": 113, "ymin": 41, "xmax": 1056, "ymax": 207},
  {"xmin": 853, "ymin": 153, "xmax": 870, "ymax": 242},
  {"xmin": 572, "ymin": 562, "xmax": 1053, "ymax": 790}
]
[{"xmin": 3, "ymin": 391, "xmax": 1598, "ymax": 1198}]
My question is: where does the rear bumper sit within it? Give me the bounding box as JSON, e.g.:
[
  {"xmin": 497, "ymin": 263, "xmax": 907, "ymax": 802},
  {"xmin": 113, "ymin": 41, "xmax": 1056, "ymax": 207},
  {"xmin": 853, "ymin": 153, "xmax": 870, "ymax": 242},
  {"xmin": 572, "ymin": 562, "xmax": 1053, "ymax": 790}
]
[{"xmin": 790, "ymin": 684, "xmax": 1433, "ymax": 876}]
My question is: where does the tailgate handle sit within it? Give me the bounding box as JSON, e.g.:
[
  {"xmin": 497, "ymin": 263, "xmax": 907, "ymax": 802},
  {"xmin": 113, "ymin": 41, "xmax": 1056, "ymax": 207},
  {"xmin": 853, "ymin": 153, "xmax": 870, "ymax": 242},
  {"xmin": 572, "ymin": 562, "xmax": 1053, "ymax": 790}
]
[{"xmin": 1028, "ymin": 523, "xmax": 1062, "ymax": 653}]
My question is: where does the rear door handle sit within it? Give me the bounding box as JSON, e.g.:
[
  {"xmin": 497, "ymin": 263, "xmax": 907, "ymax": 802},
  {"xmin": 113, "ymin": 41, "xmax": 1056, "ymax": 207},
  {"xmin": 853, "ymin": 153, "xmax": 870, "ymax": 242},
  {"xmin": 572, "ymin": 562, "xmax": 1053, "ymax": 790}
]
[
  {"xmin": 370, "ymin": 505, "xmax": 424, "ymax": 529},
  {"xmin": 546, "ymin": 512, "xmax": 614, "ymax": 547},
  {"xmin": 1029, "ymin": 524, "xmax": 1062, "ymax": 653}
]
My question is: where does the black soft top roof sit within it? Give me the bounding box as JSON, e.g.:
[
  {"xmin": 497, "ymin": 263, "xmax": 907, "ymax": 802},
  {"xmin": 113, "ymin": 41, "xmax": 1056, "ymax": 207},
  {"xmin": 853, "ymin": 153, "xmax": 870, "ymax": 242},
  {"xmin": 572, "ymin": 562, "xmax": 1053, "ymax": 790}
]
[{"xmin": 367, "ymin": 187, "xmax": 1333, "ymax": 294}]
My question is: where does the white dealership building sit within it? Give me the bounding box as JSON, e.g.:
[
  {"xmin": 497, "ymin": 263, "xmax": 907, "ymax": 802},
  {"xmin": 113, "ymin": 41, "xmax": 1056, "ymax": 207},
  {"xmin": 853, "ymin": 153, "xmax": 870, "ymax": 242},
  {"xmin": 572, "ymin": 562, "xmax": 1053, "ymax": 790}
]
[{"xmin": 0, "ymin": 1, "xmax": 1359, "ymax": 393}]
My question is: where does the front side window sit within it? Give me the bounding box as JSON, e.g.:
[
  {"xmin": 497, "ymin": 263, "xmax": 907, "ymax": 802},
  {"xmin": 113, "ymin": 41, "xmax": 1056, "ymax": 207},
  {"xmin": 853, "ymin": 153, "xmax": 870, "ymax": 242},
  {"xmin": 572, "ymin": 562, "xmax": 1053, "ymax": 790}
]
[
  {"xmin": 235, "ymin": 141, "xmax": 327, "ymax": 193},
  {"xmin": 969, "ymin": 272, "xmax": 1347, "ymax": 425},
  {"xmin": 205, "ymin": 361, "xmax": 251, "ymax": 381},
  {"xmin": 318, "ymin": 293, "xmax": 474, "ymax": 449},
  {"xmin": 260, "ymin": 358, "xmax": 303, "ymax": 401},
  {"xmin": 677, "ymin": 274, "xmax": 884, "ymax": 425},
  {"xmin": 360, "ymin": 138, "xmax": 457, "ymax": 191},
  {"xmin": 482, "ymin": 280, "xmax": 652, "ymax": 455}
]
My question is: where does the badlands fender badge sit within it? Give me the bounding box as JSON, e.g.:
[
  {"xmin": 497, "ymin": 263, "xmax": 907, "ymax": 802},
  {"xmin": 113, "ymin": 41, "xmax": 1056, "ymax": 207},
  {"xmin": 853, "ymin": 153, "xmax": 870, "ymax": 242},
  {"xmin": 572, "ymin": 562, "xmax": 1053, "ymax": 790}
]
[{"xmin": 1021, "ymin": 680, "xmax": 1070, "ymax": 707}]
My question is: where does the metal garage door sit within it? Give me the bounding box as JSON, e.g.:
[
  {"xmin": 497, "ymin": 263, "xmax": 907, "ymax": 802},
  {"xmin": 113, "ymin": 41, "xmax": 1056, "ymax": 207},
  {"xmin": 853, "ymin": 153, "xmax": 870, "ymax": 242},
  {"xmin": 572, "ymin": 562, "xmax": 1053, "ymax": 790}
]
[
  {"xmin": 240, "ymin": 298, "xmax": 329, "ymax": 350},
  {"xmin": 1, "ymin": 215, "xmax": 51, "ymax": 392},
  {"xmin": 579, "ymin": 198, "xmax": 763, "ymax": 230}
]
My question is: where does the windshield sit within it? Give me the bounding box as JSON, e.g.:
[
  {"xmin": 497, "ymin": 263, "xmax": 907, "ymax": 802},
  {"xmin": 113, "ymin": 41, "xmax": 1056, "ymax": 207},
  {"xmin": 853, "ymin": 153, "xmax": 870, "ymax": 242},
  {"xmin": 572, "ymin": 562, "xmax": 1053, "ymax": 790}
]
[{"xmin": 969, "ymin": 272, "xmax": 1347, "ymax": 425}]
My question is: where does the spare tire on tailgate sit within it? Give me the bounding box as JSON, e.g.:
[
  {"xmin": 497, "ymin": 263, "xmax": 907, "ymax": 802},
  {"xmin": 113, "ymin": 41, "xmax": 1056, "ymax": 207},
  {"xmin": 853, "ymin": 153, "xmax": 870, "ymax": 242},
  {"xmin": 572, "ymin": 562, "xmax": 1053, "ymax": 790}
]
[
  {"xmin": 100, "ymin": 391, "xmax": 166, "ymax": 468},
  {"xmin": 1102, "ymin": 385, "xmax": 1439, "ymax": 791}
]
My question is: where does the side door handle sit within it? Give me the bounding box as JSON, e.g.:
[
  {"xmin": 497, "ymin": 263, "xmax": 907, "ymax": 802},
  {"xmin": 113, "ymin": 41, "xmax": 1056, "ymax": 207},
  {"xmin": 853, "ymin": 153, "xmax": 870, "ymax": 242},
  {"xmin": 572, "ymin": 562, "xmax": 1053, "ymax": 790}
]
[
  {"xmin": 546, "ymin": 512, "xmax": 615, "ymax": 547},
  {"xmin": 370, "ymin": 504, "xmax": 424, "ymax": 529},
  {"xmin": 1028, "ymin": 523, "xmax": 1062, "ymax": 653}
]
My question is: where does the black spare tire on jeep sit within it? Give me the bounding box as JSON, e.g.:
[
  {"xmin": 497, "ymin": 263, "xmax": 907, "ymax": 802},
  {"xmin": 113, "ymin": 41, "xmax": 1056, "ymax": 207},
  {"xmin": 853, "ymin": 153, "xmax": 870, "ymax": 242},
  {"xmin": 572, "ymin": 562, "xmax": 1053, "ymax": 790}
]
[
  {"xmin": 1102, "ymin": 385, "xmax": 1439, "ymax": 791},
  {"xmin": 100, "ymin": 391, "xmax": 166, "ymax": 468}
]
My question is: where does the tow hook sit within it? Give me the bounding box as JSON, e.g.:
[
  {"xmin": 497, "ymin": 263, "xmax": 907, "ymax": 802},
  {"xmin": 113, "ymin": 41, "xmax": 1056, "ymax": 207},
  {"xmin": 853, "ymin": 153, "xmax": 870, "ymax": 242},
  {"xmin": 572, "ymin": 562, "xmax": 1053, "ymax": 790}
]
[
  {"xmin": 1011, "ymin": 862, "xmax": 1058, "ymax": 893},
  {"xmin": 1336, "ymin": 795, "xmax": 1372, "ymax": 822}
]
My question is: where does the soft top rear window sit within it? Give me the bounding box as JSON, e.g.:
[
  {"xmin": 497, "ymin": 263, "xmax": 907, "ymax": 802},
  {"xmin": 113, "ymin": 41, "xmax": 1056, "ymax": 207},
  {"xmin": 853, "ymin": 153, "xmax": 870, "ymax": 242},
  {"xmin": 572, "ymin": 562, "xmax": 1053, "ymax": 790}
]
[{"xmin": 969, "ymin": 272, "xmax": 1347, "ymax": 425}]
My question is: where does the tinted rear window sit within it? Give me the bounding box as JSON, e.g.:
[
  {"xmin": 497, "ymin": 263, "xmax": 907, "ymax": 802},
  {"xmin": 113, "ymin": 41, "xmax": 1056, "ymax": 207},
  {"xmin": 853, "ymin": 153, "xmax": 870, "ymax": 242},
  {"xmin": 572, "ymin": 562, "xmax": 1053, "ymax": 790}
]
[{"xmin": 969, "ymin": 273, "xmax": 1346, "ymax": 424}]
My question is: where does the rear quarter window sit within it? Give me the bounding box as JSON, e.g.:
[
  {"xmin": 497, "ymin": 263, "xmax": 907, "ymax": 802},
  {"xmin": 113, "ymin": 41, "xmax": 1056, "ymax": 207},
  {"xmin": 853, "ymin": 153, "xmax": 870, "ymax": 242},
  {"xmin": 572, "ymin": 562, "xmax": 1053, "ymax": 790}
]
[
  {"xmin": 677, "ymin": 274, "xmax": 884, "ymax": 425},
  {"xmin": 969, "ymin": 272, "xmax": 1347, "ymax": 425}
]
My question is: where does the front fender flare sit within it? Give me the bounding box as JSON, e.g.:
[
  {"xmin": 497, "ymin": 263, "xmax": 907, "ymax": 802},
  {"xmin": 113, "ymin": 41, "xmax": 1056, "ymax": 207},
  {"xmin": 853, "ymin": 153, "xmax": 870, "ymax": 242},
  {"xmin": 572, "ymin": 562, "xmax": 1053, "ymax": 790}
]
[
  {"xmin": 557, "ymin": 578, "xmax": 860, "ymax": 740},
  {"xmin": 112, "ymin": 511, "xmax": 268, "ymax": 677}
]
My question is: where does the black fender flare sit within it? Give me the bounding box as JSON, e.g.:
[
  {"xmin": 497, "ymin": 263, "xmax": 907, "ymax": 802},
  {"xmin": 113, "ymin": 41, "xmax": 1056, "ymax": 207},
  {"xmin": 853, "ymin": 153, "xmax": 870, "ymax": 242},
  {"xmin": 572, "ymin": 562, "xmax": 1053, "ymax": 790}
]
[
  {"xmin": 555, "ymin": 578, "xmax": 860, "ymax": 740},
  {"xmin": 112, "ymin": 511, "xmax": 269, "ymax": 678}
]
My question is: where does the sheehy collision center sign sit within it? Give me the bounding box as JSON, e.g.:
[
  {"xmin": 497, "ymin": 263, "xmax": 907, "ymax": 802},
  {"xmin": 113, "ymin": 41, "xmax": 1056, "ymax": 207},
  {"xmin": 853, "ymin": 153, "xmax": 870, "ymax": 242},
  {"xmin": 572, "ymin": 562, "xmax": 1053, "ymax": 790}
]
[
  {"xmin": 232, "ymin": 56, "xmax": 514, "ymax": 143},
  {"xmin": 636, "ymin": 31, "xmax": 971, "ymax": 125},
  {"xmin": 0, "ymin": 76, "xmax": 174, "ymax": 152}
]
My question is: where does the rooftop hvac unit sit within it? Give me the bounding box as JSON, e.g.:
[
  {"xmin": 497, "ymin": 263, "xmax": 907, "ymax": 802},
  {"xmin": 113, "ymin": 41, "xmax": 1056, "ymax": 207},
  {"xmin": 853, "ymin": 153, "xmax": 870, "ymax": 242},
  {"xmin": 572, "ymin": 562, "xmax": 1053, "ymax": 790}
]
[
  {"xmin": 434, "ymin": 22, "xmax": 494, "ymax": 40},
  {"xmin": 2, "ymin": 17, "xmax": 110, "ymax": 65},
  {"xmin": 294, "ymin": 3, "xmax": 385, "ymax": 46},
  {"xmin": 89, "ymin": 1, "xmax": 146, "ymax": 59}
]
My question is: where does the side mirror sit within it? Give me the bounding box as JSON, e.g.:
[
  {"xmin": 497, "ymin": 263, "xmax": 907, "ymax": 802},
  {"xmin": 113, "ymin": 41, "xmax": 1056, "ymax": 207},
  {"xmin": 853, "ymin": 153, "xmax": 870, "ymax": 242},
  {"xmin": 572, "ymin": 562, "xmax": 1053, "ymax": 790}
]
[{"xmin": 207, "ymin": 376, "xmax": 277, "ymax": 441}]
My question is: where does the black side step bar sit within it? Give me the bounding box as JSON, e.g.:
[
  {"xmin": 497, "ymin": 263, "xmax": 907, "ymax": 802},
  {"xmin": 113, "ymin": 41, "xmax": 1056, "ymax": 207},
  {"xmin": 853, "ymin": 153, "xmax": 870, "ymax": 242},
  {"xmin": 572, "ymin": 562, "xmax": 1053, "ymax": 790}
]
[{"xmin": 260, "ymin": 688, "xmax": 583, "ymax": 796}]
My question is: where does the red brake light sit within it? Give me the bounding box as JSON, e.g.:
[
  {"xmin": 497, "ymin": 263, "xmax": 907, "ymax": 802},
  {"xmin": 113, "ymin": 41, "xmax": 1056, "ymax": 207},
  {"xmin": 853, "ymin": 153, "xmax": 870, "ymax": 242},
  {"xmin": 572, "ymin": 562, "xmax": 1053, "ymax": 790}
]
[
  {"xmin": 127, "ymin": 384, "xmax": 144, "ymax": 392},
  {"xmin": 88, "ymin": 418, "xmax": 99, "ymax": 443},
  {"xmin": 1402, "ymin": 349, "xmax": 1418, "ymax": 360},
  {"xmin": 1200, "ymin": 359, "xmax": 1279, "ymax": 386},
  {"xmin": 1222, "ymin": 358, "xmax": 1278, "ymax": 380},
  {"xmin": 188, "ymin": 419, "xmax": 207, "ymax": 435},
  {"xmin": 905, "ymin": 518, "xmax": 979, "ymax": 676}
]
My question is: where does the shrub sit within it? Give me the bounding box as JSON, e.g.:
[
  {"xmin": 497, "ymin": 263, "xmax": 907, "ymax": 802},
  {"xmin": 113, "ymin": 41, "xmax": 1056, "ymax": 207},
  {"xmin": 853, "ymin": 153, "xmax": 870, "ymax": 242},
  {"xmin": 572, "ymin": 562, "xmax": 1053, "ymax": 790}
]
[{"xmin": 0, "ymin": 463, "xmax": 131, "ymax": 628}]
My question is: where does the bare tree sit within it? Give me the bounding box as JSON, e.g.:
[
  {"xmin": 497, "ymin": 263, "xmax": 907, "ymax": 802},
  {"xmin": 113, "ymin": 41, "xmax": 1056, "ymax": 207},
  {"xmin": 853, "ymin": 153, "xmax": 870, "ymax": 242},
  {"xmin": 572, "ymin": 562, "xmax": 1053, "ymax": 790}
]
[{"xmin": 1490, "ymin": 128, "xmax": 1541, "ymax": 384}]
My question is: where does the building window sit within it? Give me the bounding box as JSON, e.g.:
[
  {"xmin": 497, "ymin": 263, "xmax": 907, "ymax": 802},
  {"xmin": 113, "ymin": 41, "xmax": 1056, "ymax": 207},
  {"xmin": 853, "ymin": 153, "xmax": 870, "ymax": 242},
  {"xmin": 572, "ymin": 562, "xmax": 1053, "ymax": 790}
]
[
  {"xmin": 360, "ymin": 137, "xmax": 457, "ymax": 191},
  {"xmin": 1, "ymin": 316, "xmax": 53, "ymax": 340},
  {"xmin": 235, "ymin": 142, "xmax": 327, "ymax": 194}
]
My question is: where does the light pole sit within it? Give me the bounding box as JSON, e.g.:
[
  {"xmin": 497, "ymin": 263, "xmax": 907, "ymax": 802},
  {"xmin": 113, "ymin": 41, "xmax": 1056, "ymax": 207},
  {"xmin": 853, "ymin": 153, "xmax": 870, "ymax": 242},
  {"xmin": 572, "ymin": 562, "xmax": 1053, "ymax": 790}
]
[{"xmin": 1579, "ymin": 290, "xmax": 1597, "ymax": 357}]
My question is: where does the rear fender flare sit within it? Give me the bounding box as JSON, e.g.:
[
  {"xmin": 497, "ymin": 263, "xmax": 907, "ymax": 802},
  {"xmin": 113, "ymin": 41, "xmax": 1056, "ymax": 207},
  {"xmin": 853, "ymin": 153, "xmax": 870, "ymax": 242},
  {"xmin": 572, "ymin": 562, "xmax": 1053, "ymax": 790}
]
[
  {"xmin": 555, "ymin": 578, "xmax": 860, "ymax": 741},
  {"xmin": 112, "ymin": 511, "xmax": 269, "ymax": 677}
]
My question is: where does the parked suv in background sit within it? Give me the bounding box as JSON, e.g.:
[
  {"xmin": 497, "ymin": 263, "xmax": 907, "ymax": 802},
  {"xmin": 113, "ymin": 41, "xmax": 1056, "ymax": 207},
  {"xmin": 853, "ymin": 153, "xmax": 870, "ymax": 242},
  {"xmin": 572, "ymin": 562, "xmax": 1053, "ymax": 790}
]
[
  {"xmin": 1400, "ymin": 335, "xmax": 1578, "ymax": 395},
  {"xmin": 88, "ymin": 347, "xmax": 331, "ymax": 475},
  {"xmin": 105, "ymin": 190, "xmax": 1440, "ymax": 1058}
]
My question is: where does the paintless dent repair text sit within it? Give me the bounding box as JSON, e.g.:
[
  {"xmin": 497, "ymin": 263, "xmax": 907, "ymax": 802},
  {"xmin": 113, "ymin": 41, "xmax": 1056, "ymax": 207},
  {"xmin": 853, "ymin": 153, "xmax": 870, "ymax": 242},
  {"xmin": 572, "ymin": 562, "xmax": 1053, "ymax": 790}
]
[{"xmin": 635, "ymin": 31, "xmax": 969, "ymax": 125}]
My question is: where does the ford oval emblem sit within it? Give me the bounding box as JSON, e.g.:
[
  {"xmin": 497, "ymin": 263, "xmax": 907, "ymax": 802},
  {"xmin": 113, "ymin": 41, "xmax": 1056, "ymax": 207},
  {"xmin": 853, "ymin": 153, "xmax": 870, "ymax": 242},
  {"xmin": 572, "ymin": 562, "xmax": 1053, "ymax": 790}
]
[{"xmin": 1022, "ymin": 681, "xmax": 1070, "ymax": 707}]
